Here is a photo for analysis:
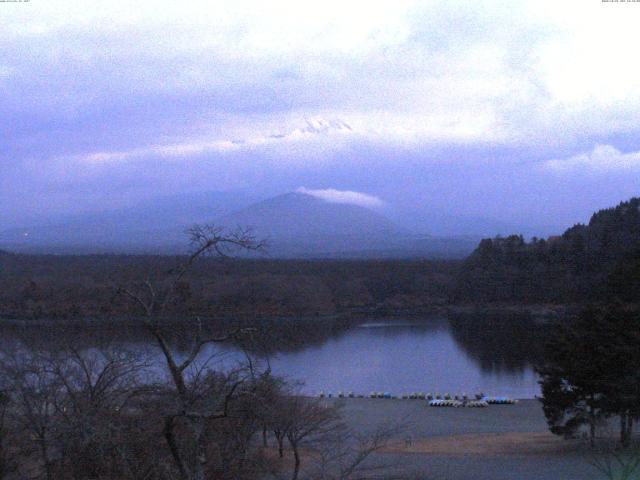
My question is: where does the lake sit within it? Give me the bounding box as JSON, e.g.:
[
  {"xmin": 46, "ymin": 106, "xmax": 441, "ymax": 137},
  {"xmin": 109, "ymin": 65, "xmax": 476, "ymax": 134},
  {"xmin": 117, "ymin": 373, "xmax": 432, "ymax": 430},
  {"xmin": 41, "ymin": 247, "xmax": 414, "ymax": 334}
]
[
  {"xmin": 1, "ymin": 315, "xmax": 547, "ymax": 399},
  {"xmin": 194, "ymin": 316, "xmax": 545, "ymax": 399}
]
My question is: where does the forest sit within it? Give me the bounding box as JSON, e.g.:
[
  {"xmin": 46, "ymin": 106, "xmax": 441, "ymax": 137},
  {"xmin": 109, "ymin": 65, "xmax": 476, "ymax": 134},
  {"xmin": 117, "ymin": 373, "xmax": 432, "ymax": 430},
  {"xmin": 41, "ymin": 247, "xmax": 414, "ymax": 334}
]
[
  {"xmin": 454, "ymin": 197, "xmax": 640, "ymax": 305},
  {"xmin": 0, "ymin": 254, "xmax": 457, "ymax": 322},
  {"xmin": 1, "ymin": 198, "xmax": 640, "ymax": 324}
]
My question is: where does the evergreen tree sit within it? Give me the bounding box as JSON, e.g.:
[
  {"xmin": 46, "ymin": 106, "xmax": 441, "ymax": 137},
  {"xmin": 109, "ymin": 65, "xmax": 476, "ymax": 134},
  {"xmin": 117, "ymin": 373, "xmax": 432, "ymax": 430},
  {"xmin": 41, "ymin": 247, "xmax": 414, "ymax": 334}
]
[
  {"xmin": 456, "ymin": 197, "xmax": 640, "ymax": 304},
  {"xmin": 536, "ymin": 305, "xmax": 640, "ymax": 446}
]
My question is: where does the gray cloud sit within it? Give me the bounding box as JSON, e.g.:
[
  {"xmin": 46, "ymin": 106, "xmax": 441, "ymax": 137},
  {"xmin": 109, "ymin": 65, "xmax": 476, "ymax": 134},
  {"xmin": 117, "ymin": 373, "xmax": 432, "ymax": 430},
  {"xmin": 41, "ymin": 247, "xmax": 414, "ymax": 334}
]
[{"xmin": 2, "ymin": 0, "xmax": 640, "ymax": 232}]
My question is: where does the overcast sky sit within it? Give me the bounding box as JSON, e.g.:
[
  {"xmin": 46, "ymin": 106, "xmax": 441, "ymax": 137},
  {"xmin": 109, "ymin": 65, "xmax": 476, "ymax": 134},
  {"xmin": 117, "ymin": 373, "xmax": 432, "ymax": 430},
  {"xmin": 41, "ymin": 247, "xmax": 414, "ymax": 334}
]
[{"xmin": 2, "ymin": 0, "xmax": 640, "ymax": 231}]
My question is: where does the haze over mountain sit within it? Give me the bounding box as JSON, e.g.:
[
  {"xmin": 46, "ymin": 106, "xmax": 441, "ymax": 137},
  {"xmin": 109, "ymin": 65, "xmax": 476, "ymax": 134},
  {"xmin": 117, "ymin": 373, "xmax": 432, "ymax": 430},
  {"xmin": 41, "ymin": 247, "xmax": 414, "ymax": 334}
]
[
  {"xmin": 219, "ymin": 191, "xmax": 396, "ymax": 238},
  {"xmin": 0, "ymin": 189, "xmax": 482, "ymax": 258},
  {"xmin": 0, "ymin": 191, "xmax": 257, "ymax": 254}
]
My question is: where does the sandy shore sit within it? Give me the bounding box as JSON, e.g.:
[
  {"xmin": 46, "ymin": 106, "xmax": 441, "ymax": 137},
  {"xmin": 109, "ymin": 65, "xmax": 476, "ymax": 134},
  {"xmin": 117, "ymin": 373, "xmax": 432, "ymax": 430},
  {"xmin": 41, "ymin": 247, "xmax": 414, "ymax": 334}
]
[
  {"xmin": 382, "ymin": 431, "xmax": 584, "ymax": 456},
  {"xmin": 326, "ymin": 398, "xmax": 607, "ymax": 480}
]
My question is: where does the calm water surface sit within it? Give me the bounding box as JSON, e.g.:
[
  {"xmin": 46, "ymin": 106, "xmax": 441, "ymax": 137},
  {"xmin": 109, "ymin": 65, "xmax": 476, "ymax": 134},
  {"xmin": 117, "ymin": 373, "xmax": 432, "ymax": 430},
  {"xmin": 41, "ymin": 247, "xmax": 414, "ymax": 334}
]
[
  {"xmin": 199, "ymin": 317, "xmax": 542, "ymax": 399},
  {"xmin": 3, "ymin": 316, "xmax": 544, "ymax": 399}
]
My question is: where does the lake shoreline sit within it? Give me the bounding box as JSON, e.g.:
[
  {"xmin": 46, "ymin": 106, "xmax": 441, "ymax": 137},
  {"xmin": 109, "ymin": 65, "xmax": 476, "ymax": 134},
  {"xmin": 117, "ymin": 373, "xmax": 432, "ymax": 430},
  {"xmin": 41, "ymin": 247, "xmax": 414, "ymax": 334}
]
[
  {"xmin": 0, "ymin": 314, "xmax": 544, "ymax": 399},
  {"xmin": 332, "ymin": 398, "xmax": 606, "ymax": 480},
  {"xmin": 0, "ymin": 302, "xmax": 573, "ymax": 327}
]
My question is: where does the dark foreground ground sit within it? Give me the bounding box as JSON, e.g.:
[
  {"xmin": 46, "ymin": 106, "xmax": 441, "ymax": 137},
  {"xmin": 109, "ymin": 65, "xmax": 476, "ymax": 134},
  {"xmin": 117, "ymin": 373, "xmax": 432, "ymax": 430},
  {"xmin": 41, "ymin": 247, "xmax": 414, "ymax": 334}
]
[{"xmin": 330, "ymin": 399, "xmax": 608, "ymax": 480}]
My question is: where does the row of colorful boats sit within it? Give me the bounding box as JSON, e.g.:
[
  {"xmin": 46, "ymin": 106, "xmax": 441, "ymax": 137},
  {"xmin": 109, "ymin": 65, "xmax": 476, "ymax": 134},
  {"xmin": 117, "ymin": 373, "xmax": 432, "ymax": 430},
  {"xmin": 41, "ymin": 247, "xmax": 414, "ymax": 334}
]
[{"xmin": 318, "ymin": 391, "xmax": 517, "ymax": 406}]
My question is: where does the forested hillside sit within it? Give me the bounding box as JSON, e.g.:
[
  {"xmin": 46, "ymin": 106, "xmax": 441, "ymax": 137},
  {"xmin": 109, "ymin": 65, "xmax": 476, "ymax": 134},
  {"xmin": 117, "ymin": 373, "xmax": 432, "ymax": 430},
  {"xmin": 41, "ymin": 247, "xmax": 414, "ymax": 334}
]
[
  {"xmin": 455, "ymin": 197, "xmax": 640, "ymax": 304},
  {"xmin": 3, "ymin": 197, "xmax": 639, "ymax": 319},
  {"xmin": 0, "ymin": 255, "xmax": 457, "ymax": 321}
]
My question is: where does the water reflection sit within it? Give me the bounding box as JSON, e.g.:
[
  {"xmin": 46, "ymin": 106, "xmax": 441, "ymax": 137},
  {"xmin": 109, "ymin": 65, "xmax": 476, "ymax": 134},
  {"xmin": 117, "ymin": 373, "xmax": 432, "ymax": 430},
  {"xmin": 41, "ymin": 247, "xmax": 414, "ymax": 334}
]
[
  {"xmin": 255, "ymin": 317, "xmax": 543, "ymax": 398},
  {"xmin": 447, "ymin": 314, "xmax": 549, "ymax": 374},
  {"xmin": 0, "ymin": 314, "xmax": 548, "ymax": 398}
]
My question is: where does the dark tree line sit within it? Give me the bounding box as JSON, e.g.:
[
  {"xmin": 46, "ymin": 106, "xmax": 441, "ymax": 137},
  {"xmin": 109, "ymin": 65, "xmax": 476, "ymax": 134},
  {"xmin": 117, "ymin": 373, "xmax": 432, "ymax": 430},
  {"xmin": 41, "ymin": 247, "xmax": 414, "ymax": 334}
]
[
  {"xmin": 0, "ymin": 253, "xmax": 456, "ymax": 321},
  {"xmin": 536, "ymin": 305, "xmax": 640, "ymax": 447},
  {"xmin": 455, "ymin": 197, "xmax": 640, "ymax": 304}
]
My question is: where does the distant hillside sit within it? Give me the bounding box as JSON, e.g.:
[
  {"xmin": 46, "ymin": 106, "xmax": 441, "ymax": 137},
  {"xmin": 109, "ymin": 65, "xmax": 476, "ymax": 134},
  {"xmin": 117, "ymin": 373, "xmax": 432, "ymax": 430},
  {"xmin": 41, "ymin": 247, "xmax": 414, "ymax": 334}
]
[
  {"xmin": 391, "ymin": 209, "xmax": 562, "ymax": 238},
  {"xmin": 217, "ymin": 192, "xmax": 477, "ymax": 258},
  {"xmin": 0, "ymin": 191, "xmax": 257, "ymax": 254},
  {"xmin": 220, "ymin": 192, "xmax": 397, "ymax": 239},
  {"xmin": 0, "ymin": 190, "xmax": 478, "ymax": 259},
  {"xmin": 455, "ymin": 197, "xmax": 640, "ymax": 303}
]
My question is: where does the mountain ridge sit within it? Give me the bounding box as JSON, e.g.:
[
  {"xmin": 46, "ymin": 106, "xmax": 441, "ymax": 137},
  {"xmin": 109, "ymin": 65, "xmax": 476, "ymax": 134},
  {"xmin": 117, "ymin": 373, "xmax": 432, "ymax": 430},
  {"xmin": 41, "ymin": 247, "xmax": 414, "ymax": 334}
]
[
  {"xmin": 0, "ymin": 190, "xmax": 479, "ymax": 258},
  {"xmin": 217, "ymin": 192, "xmax": 399, "ymax": 240}
]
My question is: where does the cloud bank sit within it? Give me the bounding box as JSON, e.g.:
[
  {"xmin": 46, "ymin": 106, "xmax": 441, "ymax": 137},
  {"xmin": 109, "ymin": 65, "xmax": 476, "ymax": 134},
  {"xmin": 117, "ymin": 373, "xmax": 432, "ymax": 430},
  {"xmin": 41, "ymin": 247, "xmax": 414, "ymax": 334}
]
[
  {"xmin": 2, "ymin": 0, "xmax": 640, "ymax": 231},
  {"xmin": 296, "ymin": 188, "xmax": 384, "ymax": 209},
  {"xmin": 71, "ymin": 117, "xmax": 355, "ymax": 165},
  {"xmin": 4, "ymin": 0, "xmax": 640, "ymax": 164},
  {"xmin": 544, "ymin": 145, "xmax": 640, "ymax": 173}
]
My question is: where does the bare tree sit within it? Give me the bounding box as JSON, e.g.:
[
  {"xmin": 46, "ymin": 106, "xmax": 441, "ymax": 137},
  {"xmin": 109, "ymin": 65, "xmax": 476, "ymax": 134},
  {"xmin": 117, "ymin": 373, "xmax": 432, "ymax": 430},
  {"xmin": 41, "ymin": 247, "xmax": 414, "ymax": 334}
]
[
  {"xmin": 0, "ymin": 343, "xmax": 154, "ymax": 480},
  {"xmin": 308, "ymin": 422, "xmax": 403, "ymax": 480},
  {"xmin": 284, "ymin": 397, "xmax": 341, "ymax": 480},
  {"xmin": 47, "ymin": 347, "xmax": 148, "ymax": 480},
  {"xmin": 117, "ymin": 225, "xmax": 265, "ymax": 480},
  {"xmin": 203, "ymin": 366, "xmax": 284, "ymax": 479},
  {"xmin": 0, "ymin": 224, "xmax": 406, "ymax": 480},
  {"xmin": 1, "ymin": 350, "xmax": 62, "ymax": 480},
  {"xmin": 0, "ymin": 388, "xmax": 17, "ymax": 479},
  {"xmin": 259, "ymin": 377, "xmax": 295, "ymax": 459},
  {"xmin": 251, "ymin": 370, "xmax": 285, "ymax": 450},
  {"xmin": 261, "ymin": 395, "xmax": 402, "ymax": 480}
]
